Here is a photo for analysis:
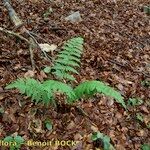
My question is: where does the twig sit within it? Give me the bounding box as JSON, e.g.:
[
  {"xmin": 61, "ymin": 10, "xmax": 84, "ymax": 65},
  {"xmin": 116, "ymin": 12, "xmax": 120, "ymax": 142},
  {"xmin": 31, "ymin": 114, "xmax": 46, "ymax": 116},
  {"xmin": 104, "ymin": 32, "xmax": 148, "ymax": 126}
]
[
  {"xmin": 2, "ymin": 0, "xmax": 52, "ymax": 69},
  {"xmin": 29, "ymin": 37, "xmax": 35, "ymax": 70},
  {"xmin": 26, "ymin": 30, "xmax": 52, "ymax": 61},
  {"xmin": 108, "ymin": 59, "xmax": 150, "ymax": 77},
  {"xmin": 133, "ymin": 71, "xmax": 150, "ymax": 78},
  {"xmin": 0, "ymin": 27, "xmax": 30, "ymax": 44},
  {"xmin": 29, "ymin": 31, "xmax": 49, "ymax": 43},
  {"xmin": 75, "ymin": 106, "xmax": 89, "ymax": 118},
  {"xmin": 108, "ymin": 59, "xmax": 127, "ymax": 67}
]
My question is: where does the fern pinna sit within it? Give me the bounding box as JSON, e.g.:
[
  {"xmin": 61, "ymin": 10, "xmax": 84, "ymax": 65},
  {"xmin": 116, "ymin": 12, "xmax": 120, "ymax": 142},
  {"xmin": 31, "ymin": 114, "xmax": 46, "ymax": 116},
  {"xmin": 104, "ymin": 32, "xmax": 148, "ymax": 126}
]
[{"xmin": 51, "ymin": 37, "xmax": 84, "ymax": 81}]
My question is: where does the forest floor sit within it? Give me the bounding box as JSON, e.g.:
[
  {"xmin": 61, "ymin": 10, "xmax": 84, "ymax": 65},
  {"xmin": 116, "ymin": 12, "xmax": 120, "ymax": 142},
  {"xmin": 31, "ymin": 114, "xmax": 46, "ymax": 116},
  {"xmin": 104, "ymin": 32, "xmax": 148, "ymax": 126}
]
[{"xmin": 0, "ymin": 0, "xmax": 150, "ymax": 150}]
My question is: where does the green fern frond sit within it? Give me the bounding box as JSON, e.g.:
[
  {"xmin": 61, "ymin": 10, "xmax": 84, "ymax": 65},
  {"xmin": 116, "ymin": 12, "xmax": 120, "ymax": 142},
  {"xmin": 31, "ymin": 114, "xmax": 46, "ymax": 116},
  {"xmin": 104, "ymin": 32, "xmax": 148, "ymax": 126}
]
[
  {"xmin": 42, "ymin": 80, "xmax": 76, "ymax": 103},
  {"xmin": 73, "ymin": 80, "xmax": 126, "ymax": 108},
  {"xmin": 5, "ymin": 78, "xmax": 52, "ymax": 104},
  {"xmin": 52, "ymin": 37, "xmax": 84, "ymax": 81},
  {"xmin": 5, "ymin": 78, "xmax": 76, "ymax": 106}
]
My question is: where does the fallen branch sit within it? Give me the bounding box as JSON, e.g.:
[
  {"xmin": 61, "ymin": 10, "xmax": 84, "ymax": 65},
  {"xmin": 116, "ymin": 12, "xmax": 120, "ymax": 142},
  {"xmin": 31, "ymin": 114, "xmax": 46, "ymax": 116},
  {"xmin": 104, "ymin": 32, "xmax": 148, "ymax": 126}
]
[
  {"xmin": 2, "ymin": 0, "xmax": 52, "ymax": 70},
  {"xmin": 108, "ymin": 59, "xmax": 150, "ymax": 77},
  {"xmin": 3, "ymin": 0, "xmax": 23, "ymax": 28},
  {"xmin": 29, "ymin": 31, "xmax": 49, "ymax": 43}
]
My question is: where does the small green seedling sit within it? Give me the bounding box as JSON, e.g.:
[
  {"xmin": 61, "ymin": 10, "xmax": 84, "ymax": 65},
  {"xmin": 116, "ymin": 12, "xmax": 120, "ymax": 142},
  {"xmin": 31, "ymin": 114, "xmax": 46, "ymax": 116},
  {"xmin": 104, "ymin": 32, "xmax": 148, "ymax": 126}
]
[
  {"xmin": 141, "ymin": 80, "xmax": 150, "ymax": 88},
  {"xmin": 0, "ymin": 107, "xmax": 4, "ymax": 114},
  {"xmin": 136, "ymin": 113, "xmax": 144, "ymax": 122},
  {"xmin": 143, "ymin": 6, "xmax": 150, "ymax": 15},
  {"xmin": 128, "ymin": 98, "xmax": 143, "ymax": 106},
  {"xmin": 141, "ymin": 144, "xmax": 150, "ymax": 150},
  {"xmin": 3, "ymin": 135, "xmax": 24, "ymax": 150},
  {"xmin": 43, "ymin": 66, "xmax": 51, "ymax": 73},
  {"xmin": 43, "ymin": 7, "xmax": 53, "ymax": 18},
  {"xmin": 91, "ymin": 131, "xmax": 115, "ymax": 150},
  {"xmin": 44, "ymin": 119, "xmax": 53, "ymax": 131}
]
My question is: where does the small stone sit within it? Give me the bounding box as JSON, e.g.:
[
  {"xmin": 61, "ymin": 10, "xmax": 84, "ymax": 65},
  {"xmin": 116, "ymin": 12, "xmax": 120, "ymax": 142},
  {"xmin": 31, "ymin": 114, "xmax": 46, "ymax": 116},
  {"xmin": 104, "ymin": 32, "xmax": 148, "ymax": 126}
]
[
  {"xmin": 65, "ymin": 11, "xmax": 82, "ymax": 23},
  {"xmin": 107, "ymin": 98, "xmax": 114, "ymax": 106}
]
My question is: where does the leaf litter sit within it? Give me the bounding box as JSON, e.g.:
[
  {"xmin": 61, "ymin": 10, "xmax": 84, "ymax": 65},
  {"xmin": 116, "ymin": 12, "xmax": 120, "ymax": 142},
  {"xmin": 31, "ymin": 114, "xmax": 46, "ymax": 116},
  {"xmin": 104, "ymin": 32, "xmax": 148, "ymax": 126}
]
[{"xmin": 0, "ymin": 0, "xmax": 150, "ymax": 150}]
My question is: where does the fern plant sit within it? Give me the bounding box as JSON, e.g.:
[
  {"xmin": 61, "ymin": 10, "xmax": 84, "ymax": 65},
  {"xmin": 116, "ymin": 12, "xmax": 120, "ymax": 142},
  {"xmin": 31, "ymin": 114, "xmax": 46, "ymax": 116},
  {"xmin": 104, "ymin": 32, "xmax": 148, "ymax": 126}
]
[
  {"xmin": 6, "ymin": 78, "xmax": 126, "ymax": 108},
  {"xmin": 3, "ymin": 135, "xmax": 24, "ymax": 150},
  {"xmin": 91, "ymin": 131, "xmax": 115, "ymax": 150},
  {"xmin": 46, "ymin": 37, "xmax": 84, "ymax": 81},
  {"xmin": 5, "ymin": 37, "xmax": 126, "ymax": 108}
]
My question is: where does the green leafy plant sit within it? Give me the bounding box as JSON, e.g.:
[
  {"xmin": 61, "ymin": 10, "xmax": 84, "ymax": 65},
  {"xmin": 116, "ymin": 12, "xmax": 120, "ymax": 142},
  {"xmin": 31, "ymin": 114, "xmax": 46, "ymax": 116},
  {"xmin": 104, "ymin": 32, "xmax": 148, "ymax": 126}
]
[
  {"xmin": 127, "ymin": 98, "xmax": 143, "ymax": 106},
  {"xmin": 143, "ymin": 6, "xmax": 150, "ymax": 15},
  {"xmin": 74, "ymin": 80, "xmax": 126, "ymax": 108},
  {"xmin": 141, "ymin": 79, "xmax": 150, "ymax": 88},
  {"xmin": 5, "ymin": 78, "xmax": 76, "ymax": 107},
  {"xmin": 136, "ymin": 113, "xmax": 144, "ymax": 122},
  {"xmin": 6, "ymin": 78, "xmax": 126, "ymax": 108},
  {"xmin": 141, "ymin": 144, "xmax": 150, "ymax": 150},
  {"xmin": 45, "ymin": 37, "xmax": 84, "ymax": 81},
  {"xmin": 91, "ymin": 131, "xmax": 115, "ymax": 150},
  {"xmin": 5, "ymin": 37, "xmax": 126, "ymax": 108},
  {"xmin": 136, "ymin": 113, "xmax": 150, "ymax": 129},
  {"xmin": 3, "ymin": 135, "xmax": 24, "ymax": 150},
  {"xmin": 44, "ymin": 119, "xmax": 53, "ymax": 131},
  {"xmin": 0, "ymin": 107, "xmax": 4, "ymax": 114},
  {"xmin": 43, "ymin": 7, "xmax": 53, "ymax": 18}
]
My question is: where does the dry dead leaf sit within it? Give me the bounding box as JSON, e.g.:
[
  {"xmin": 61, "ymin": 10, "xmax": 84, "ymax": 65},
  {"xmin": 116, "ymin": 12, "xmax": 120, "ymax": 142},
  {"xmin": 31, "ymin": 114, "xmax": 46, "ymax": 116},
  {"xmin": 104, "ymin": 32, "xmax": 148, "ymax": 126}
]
[
  {"xmin": 24, "ymin": 70, "xmax": 35, "ymax": 78},
  {"xmin": 67, "ymin": 121, "xmax": 76, "ymax": 130},
  {"xmin": 39, "ymin": 43, "xmax": 57, "ymax": 52},
  {"xmin": 140, "ymin": 106, "xmax": 149, "ymax": 114},
  {"xmin": 0, "ymin": 94, "xmax": 5, "ymax": 100},
  {"xmin": 91, "ymin": 125, "xmax": 98, "ymax": 132},
  {"xmin": 136, "ymin": 130, "xmax": 146, "ymax": 137},
  {"xmin": 28, "ymin": 119, "xmax": 44, "ymax": 133},
  {"xmin": 74, "ymin": 133, "xmax": 83, "ymax": 140}
]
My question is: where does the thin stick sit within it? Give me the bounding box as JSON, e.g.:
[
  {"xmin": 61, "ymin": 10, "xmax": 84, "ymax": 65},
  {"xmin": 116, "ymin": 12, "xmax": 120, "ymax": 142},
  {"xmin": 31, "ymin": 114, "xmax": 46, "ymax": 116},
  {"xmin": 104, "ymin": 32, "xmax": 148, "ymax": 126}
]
[
  {"xmin": 26, "ymin": 30, "xmax": 52, "ymax": 61},
  {"xmin": 29, "ymin": 37, "xmax": 35, "ymax": 70},
  {"xmin": 0, "ymin": 27, "xmax": 30, "ymax": 44},
  {"xmin": 3, "ymin": 0, "xmax": 52, "ymax": 68},
  {"xmin": 29, "ymin": 31, "xmax": 49, "ymax": 43}
]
